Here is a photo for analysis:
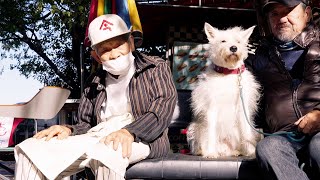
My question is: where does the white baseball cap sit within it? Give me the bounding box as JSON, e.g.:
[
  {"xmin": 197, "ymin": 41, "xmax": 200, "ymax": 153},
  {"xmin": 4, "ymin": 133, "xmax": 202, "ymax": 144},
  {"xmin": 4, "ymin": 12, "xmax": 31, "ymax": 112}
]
[{"xmin": 88, "ymin": 14, "xmax": 132, "ymax": 48}]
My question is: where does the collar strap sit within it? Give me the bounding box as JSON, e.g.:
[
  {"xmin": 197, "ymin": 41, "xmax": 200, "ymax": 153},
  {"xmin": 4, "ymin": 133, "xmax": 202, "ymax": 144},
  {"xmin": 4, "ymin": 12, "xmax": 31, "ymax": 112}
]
[{"xmin": 212, "ymin": 64, "xmax": 246, "ymax": 75}]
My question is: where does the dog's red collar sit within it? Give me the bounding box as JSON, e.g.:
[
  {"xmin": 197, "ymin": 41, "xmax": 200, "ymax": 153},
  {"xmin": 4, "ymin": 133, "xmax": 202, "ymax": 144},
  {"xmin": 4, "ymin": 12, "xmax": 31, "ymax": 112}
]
[{"xmin": 212, "ymin": 64, "xmax": 246, "ymax": 75}]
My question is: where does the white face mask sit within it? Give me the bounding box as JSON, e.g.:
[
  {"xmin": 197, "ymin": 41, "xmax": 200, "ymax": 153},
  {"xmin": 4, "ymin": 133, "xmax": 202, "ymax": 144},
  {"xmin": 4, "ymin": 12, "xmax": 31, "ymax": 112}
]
[{"xmin": 102, "ymin": 52, "xmax": 134, "ymax": 75}]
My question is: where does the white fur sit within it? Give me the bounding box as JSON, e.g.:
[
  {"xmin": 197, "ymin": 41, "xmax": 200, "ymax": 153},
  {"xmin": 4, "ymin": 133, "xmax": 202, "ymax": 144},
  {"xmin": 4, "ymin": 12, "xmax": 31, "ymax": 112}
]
[{"xmin": 186, "ymin": 23, "xmax": 262, "ymax": 158}]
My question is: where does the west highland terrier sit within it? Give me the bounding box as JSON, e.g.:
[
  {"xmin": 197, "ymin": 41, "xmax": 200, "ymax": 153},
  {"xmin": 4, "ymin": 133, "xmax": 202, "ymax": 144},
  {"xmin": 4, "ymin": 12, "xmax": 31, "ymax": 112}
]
[{"xmin": 186, "ymin": 22, "xmax": 261, "ymax": 158}]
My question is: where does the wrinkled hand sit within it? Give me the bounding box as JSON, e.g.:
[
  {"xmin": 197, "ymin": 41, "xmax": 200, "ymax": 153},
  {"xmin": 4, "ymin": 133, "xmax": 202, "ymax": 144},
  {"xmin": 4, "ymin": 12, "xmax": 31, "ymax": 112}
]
[
  {"xmin": 294, "ymin": 110, "xmax": 320, "ymax": 135},
  {"xmin": 99, "ymin": 129, "xmax": 134, "ymax": 158},
  {"xmin": 33, "ymin": 125, "xmax": 72, "ymax": 141}
]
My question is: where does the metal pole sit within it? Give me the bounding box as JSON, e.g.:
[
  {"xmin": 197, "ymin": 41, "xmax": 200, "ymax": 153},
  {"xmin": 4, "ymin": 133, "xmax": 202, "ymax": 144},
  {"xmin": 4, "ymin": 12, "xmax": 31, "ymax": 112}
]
[{"xmin": 80, "ymin": 42, "xmax": 84, "ymax": 94}]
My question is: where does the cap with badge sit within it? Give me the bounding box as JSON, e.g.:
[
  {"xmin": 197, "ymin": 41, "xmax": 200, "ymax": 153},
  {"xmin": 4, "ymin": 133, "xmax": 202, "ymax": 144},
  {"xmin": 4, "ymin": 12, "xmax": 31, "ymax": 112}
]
[
  {"xmin": 88, "ymin": 14, "xmax": 132, "ymax": 48},
  {"xmin": 263, "ymin": 0, "xmax": 308, "ymax": 14}
]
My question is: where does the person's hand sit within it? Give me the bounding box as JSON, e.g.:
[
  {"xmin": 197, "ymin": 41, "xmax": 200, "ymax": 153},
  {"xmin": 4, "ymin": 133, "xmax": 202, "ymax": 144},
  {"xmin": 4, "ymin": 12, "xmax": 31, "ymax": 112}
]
[
  {"xmin": 33, "ymin": 125, "xmax": 72, "ymax": 141},
  {"xmin": 99, "ymin": 129, "xmax": 134, "ymax": 158},
  {"xmin": 294, "ymin": 110, "xmax": 320, "ymax": 135}
]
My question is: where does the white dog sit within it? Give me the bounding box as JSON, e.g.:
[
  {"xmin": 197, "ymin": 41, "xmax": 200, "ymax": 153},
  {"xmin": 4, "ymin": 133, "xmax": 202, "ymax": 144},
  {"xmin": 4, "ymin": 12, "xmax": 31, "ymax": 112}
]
[{"xmin": 186, "ymin": 23, "xmax": 261, "ymax": 158}]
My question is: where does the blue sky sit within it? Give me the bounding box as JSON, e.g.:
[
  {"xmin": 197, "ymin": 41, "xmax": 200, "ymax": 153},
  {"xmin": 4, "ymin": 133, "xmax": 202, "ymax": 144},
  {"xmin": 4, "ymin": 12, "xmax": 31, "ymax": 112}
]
[{"xmin": 0, "ymin": 60, "xmax": 43, "ymax": 105}]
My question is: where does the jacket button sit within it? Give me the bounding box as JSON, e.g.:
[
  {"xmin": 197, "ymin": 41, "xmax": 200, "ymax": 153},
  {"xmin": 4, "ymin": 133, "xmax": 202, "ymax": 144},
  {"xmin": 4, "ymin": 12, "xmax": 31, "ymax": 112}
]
[{"xmin": 97, "ymin": 84, "xmax": 104, "ymax": 90}]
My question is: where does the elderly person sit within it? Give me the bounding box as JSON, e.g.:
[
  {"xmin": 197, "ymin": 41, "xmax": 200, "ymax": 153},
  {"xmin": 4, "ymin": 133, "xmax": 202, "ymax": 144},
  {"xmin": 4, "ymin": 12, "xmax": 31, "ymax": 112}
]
[
  {"xmin": 246, "ymin": 0, "xmax": 320, "ymax": 179},
  {"xmin": 14, "ymin": 14, "xmax": 177, "ymax": 180}
]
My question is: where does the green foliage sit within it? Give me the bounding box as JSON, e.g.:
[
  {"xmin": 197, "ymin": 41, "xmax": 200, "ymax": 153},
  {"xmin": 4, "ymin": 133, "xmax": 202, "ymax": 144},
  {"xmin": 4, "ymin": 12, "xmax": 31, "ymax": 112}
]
[{"xmin": 0, "ymin": 0, "xmax": 92, "ymax": 97}]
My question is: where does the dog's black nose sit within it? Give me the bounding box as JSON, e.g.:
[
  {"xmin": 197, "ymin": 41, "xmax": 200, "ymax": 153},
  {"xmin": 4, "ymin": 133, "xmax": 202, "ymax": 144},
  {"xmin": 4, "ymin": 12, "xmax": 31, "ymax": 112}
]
[{"xmin": 230, "ymin": 46, "xmax": 237, "ymax": 52}]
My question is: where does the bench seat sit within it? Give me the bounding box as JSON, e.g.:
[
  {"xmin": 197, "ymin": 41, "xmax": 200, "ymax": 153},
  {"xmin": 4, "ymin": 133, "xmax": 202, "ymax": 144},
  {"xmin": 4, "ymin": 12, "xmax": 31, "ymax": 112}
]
[
  {"xmin": 123, "ymin": 90, "xmax": 261, "ymax": 180},
  {"xmin": 125, "ymin": 153, "xmax": 260, "ymax": 179}
]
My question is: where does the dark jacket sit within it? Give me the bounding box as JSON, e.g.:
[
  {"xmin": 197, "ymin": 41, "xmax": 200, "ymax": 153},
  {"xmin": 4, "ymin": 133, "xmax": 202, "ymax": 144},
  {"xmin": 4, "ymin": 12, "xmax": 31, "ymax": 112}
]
[
  {"xmin": 71, "ymin": 51, "xmax": 177, "ymax": 159},
  {"xmin": 246, "ymin": 23, "xmax": 320, "ymax": 133}
]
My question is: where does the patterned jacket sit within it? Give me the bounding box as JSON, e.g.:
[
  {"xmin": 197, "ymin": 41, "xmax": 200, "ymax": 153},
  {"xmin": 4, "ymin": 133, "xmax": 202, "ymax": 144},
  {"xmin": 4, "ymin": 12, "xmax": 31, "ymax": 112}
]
[{"xmin": 71, "ymin": 51, "xmax": 177, "ymax": 158}]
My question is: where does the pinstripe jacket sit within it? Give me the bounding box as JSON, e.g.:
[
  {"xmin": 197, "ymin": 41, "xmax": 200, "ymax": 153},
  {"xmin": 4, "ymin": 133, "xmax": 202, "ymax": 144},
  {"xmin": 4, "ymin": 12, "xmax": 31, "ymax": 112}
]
[{"xmin": 71, "ymin": 51, "xmax": 177, "ymax": 159}]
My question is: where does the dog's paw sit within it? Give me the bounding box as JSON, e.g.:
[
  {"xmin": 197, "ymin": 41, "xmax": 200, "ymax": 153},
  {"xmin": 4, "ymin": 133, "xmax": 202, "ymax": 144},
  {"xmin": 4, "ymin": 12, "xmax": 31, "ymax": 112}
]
[
  {"xmin": 201, "ymin": 151, "xmax": 219, "ymax": 158},
  {"xmin": 241, "ymin": 143, "xmax": 256, "ymax": 157},
  {"xmin": 231, "ymin": 150, "xmax": 241, "ymax": 157},
  {"xmin": 202, "ymin": 154, "xmax": 219, "ymax": 159},
  {"xmin": 245, "ymin": 153, "xmax": 256, "ymax": 158},
  {"xmin": 241, "ymin": 150, "xmax": 256, "ymax": 157},
  {"xmin": 195, "ymin": 149, "xmax": 202, "ymax": 156},
  {"xmin": 216, "ymin": 150, "xmax": 240, "ymax": 157}
]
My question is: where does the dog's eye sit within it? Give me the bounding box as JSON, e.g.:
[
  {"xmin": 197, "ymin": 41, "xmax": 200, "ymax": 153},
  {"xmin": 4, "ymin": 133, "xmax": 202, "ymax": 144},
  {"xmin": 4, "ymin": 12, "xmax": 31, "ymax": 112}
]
[{"xmin": 221, "ymin": 40, "xmax": 226, "ymax": 43}]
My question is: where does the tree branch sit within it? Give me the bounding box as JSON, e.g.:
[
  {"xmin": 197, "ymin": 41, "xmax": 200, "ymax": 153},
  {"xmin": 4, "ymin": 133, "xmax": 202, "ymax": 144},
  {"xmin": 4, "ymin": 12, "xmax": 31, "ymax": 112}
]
[
  {"xmin": 0, "ymin": 37, "xmax": 22, "ymax": 41},
  {"xmin": 39, "ymin": 12, "xmax": 51, "ymax": 20},
  {"xmin": 54, "ymin": 2, "xmax": 70, "ymax": 12},
  {"xmin": 20, "ymin": 30, "xmax": 79, "ymax": 89}
]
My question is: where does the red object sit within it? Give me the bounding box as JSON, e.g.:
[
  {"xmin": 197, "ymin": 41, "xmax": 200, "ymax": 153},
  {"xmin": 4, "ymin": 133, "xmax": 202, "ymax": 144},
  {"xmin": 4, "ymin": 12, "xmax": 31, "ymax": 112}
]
[
  {"xmin": 84, "ymin": 0, "xmax": 98, "ymax": 47},
  {"xmin": 8, "ymin": 118, "xmax": 24, "ymax": 146},
  {"xmin": 180, "ymin": 149, "xmax": 190, "ymax": 154},
  {"xmin": 112, "ymin": 0, "xmax": 117, "ymax": 14},
  {"xmin": 213, "ymin": 64, "xmax": 246, "ymax": 75},
  {"xmin": 180, "ymin": 128, "xmax": 188, "ymax": 135}
]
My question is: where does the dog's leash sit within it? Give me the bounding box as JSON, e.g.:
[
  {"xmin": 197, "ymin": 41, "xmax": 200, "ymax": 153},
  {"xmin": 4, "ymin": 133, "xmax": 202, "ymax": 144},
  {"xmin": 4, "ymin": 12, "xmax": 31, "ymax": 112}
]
[{"xmin": 237, "ymin": 72, "xmax": 305, "ymax": 142}]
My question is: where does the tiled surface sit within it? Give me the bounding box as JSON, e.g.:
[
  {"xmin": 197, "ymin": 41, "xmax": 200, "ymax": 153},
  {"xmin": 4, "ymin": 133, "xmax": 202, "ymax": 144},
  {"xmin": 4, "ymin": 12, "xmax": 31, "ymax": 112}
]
[{"xmin": 0, "ymin": 160, "xmax": 15, "ymax": 180}]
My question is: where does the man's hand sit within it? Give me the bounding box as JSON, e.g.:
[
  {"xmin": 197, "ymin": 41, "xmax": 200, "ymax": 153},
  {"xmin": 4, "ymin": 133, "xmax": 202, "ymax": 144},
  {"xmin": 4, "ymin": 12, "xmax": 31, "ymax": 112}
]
[
  {"xmin": 294, "ymin": 110, "xmax": 320, "ymax": 135},
  {"xmin": 33, "ymin": 125, "xmax": 72, "ymax": 141},
  {"xmin": 99, "ymin": 129, "xmax": 134, "ymax": 158}
]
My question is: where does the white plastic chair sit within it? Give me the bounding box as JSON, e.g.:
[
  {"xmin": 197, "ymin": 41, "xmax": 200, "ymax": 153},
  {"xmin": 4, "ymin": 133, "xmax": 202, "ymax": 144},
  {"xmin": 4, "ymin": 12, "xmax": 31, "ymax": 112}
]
[{"xmin": 0, "ymin": 86, "xmax": 71, "ymax": 179}]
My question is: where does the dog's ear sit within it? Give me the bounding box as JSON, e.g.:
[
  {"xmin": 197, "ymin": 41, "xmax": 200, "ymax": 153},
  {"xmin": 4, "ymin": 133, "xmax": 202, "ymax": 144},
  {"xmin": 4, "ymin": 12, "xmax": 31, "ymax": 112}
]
[
  {"xmin": 242, "ymin": 25, "xmax": 256, "ymax": 41},
  {"xmin": 204, "ymin": 22, "xmax": 218, "ymax": 41}
]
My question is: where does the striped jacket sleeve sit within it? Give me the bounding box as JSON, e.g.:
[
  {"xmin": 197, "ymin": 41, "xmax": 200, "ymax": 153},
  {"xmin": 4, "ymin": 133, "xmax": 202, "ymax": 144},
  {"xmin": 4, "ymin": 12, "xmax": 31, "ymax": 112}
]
[
  {"xmin": 124, "ymin": 60, "xmax": 177, "ymax": 143},
  {"xmin": 69, "ymin": 88, "xmax": 95, "ymax": 135}
]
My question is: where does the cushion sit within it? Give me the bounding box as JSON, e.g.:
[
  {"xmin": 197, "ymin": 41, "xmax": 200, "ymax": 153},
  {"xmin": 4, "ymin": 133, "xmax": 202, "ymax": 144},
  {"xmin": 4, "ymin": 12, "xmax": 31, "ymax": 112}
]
[{"xmin": 125, "ymin": 153, "xmax": 261, "ymax": 179}]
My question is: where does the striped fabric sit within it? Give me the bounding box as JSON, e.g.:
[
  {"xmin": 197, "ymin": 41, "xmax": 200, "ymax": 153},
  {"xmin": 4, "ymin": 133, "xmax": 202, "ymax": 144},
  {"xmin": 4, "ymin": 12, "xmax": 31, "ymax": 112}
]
[
  {"xmin": 84, "ymin": 0, "xmax": 143, "ymax": 47},
  {"xmin": 72, "ymin": 51, "xmax": 177, "ymax": 159}
]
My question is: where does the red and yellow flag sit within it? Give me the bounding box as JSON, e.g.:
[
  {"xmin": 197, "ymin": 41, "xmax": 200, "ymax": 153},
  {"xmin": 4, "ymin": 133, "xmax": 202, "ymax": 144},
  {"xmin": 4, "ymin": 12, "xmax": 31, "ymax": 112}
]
[{"xmin": 84, "ymin": 0, "xmax": 143, "ymax": 47}]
